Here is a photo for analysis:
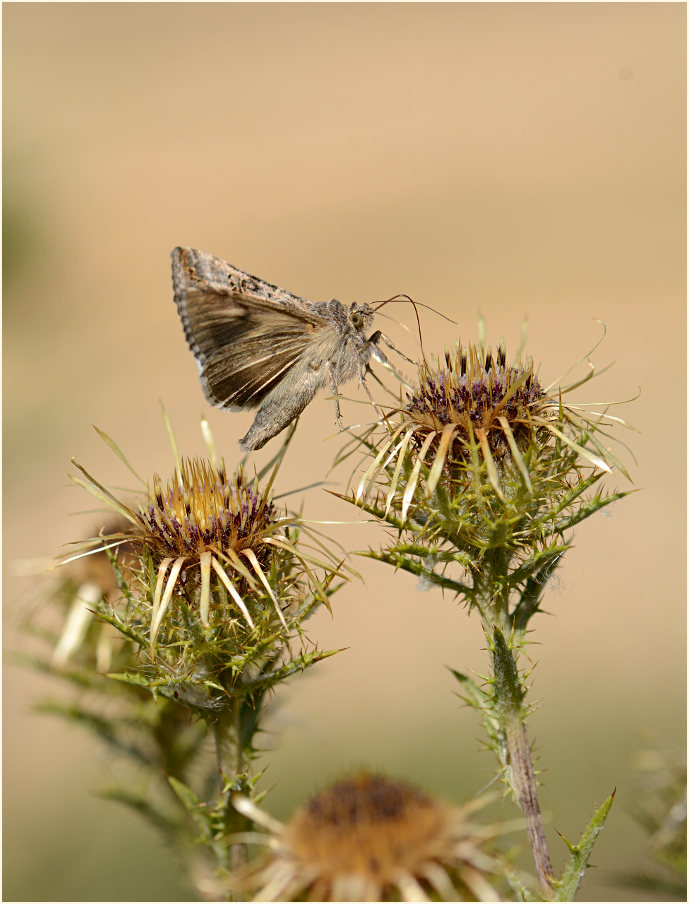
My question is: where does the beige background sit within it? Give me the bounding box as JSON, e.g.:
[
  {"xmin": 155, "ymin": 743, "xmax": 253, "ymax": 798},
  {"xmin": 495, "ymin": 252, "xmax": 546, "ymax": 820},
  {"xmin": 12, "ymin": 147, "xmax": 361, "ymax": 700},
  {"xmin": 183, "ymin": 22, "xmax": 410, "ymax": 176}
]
[{"xmin": 4, "ymin": 4, "xmax": 685, "ymax": 901}]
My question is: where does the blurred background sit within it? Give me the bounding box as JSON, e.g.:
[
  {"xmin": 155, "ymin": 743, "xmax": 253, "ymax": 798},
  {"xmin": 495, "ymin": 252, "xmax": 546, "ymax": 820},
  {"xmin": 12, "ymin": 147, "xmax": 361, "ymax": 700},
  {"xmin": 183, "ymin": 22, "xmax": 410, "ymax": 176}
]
[{"xmin": 3, "ymin": 4, "xmax": 685, "ymax": 901}]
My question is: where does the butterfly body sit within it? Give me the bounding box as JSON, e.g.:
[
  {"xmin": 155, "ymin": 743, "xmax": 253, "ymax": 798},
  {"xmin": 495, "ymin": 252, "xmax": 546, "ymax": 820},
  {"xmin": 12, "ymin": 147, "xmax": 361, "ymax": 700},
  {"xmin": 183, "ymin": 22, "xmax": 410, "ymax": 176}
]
[{"xmin": 172, "ymin": 247, "xmax": 385, "ymax": 451}]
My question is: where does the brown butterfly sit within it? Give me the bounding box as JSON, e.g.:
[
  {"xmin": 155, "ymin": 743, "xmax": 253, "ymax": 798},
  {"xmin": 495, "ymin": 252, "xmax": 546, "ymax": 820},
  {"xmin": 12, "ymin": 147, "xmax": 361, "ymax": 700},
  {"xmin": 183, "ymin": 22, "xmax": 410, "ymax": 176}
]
[{"xmin": 172, "ymin": 247, "xmax": 406, "ymax": 451}]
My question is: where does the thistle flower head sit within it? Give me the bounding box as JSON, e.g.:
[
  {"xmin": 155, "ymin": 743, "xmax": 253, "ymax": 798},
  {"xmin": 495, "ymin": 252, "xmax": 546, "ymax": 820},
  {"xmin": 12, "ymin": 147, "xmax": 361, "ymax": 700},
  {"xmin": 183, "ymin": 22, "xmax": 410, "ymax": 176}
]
[
  {"xmin": 404, "ymin": 343, "xmax": 545, "ymax": 464},
  {"xmin": 340, "ymin": 328, "xmax": 633, "ymax": 635},
  {"xmin": 136, "ymin": 457, "xmax": 275, "ymax": 562},
  {"xmin": 68, "ymin": 418, "xmax": 345, "ymax": 674},
  {"xmin": 72, "ymin": 453, "xmax": 284, "ymax": 646},
  {"xmin": 233, "ymin": 772, "xmax": 502, "ymax": 901}
]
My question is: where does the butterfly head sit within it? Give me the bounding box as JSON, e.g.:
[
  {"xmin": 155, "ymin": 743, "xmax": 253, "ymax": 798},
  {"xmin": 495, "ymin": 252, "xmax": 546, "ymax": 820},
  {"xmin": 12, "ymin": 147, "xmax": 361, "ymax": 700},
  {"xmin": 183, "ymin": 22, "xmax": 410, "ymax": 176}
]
[{"xmin": 348, "ymin": 302, "xmax": 375, "ymax": 335}]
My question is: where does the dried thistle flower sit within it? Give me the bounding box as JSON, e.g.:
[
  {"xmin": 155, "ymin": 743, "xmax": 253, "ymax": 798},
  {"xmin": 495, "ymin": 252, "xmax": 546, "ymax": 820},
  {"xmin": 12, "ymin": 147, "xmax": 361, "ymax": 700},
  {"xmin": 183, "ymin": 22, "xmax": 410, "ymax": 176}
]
[{"xmin": 232, "ymin": 772, "xmax": 503, "ymax": 902}]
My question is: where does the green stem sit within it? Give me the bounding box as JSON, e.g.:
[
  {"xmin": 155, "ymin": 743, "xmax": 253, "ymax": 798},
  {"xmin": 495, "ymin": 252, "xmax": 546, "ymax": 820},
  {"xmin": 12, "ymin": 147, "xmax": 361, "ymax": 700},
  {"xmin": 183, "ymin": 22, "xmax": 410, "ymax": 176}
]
[
  {"xmin": 490, "ymin": 625, "xmax": 554, "ymax": 897},
  {"xmin": 212, "ymin": 704, "xmax": 239, "ymax": 777},
  {"xmin": 213, "ymin": 700, "xmax": 249, "ymax": 881}
]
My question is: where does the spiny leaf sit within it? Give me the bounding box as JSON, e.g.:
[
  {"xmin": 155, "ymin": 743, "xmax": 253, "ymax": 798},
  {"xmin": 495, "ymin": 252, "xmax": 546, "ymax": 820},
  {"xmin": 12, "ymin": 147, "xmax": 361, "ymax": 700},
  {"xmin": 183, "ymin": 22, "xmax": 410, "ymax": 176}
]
[
  {"xmin": 99, "ymin": 787, "xmax": 180, "ymax": 838},
  {"xmin": 507, "ymin": 545, "xmax": 569, "ymax": 588},
  {"xmin": 535, "ymin": 472, "xmax": 605, "ymax": 524},
  {"xmin": 513, "ymin": 557, "xmax": 564, "ymax": 631},
  {"xmin": 168, "ymin": 776, "xmax": 215, "ymax": 841},
  {"xmin": 35, "ymin": 700, "xmax": 151, "ymax": 766},
  {"xmin": 167, "ymin": 776, "xmax": 234, "ymax": 871},
  {"xmin": 553, "ymin": 789, "xmax": 616, "ymax": 901},
  {"xmin": 361, "ymin": 549, "xmax": 473, "ymax": 596},
  {"xmin": 387, "ymin": 542, "xmax": 474, "ymax": 569},
  {"xmin": 239, "ymin": 648, "xmax": 342, "ymax": 692},
  {"xmin": 449, "ymin": 668, "xmax": 490, "ymax": 707},
  {"xmin": 96, "ymin": 610, "xmax": 150, "ymax": 648},
  {"xmin": 553, "ymin": 490, "xmax": 633, "ymax": 533},
  {"xmin": 449, "ymin": 668, "xmax": 501, "ymax": 741}
]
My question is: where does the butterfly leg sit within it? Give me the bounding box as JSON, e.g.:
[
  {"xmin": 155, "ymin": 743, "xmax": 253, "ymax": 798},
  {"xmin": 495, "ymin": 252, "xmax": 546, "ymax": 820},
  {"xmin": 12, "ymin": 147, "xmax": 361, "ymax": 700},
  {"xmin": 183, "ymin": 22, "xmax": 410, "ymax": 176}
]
[
  {"xmin": 368, "ymin": 334, "xmax": 415, "ymax": 389},
  {"xmin": 325, "ymin": 361, "xmax": 344, "ymax": 428},
  {"xmin": 364, "ymin": 362, "xmax": 402, "ymax": 402},
  {"xmin": 372, "ymin": 330, "xmax": 418, "ymax": 367},
  {"xmin": 356, "ymin": 363, "xmax": 390, "ymax": 425}
]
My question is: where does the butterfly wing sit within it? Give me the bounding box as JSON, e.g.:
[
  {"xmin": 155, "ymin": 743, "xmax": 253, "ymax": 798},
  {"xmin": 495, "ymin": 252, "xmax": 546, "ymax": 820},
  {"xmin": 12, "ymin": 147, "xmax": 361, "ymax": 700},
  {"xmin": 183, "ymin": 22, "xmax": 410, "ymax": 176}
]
[{"xmin": 172, "ymin": 247, "xmax": 329, "ymax": 410}]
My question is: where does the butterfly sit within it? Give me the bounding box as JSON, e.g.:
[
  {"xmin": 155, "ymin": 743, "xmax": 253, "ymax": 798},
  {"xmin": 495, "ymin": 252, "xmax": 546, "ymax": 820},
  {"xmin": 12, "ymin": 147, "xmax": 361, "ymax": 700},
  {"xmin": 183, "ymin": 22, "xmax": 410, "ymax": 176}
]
[{"xmin": 172, "ymin": 247, "xmax": 406, "ymax": 451}]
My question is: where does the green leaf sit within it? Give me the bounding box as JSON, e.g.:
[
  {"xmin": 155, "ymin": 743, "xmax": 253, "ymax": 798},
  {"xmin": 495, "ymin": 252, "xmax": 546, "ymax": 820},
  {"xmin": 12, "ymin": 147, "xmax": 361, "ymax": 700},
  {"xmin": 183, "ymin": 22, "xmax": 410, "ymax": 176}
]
[
  {"xmin": 96, "ymin": 610, "xmax": 149, "ymax": 647},
  {"xmin": 535, "ymin": 472, "xmax": 604, "ymax": 524},
  {"xmin": 35, "ymin": 700, "xmax": 151, "ymax": 766},
  {"xmin": 553, "ymin": 491, "xmax": 632, "ymax": 533},
  {"xmin": 449, "ymin": 668, "xmax": 490, "ymax": 708},
  {"xmin": 99, "ymin": 787, "xmax": 180, "ymax": 839},
  {"xmin": 168, "ymin": 776, "xmax": 232, "ymax": 870},
  {"xmin": 387, "ymin": 542, "xmax": 474, "ymax": 569},
  {"xmin": 168, "ymin": 776, "xmax": 216, "ymax": 842},
  {"xmin": 361, "ymin": 549, "xmax": 473, "ymax": 596},
  {"xmin": 449, "ymin": 668, "xmax": 501, "ymax": 751},
  {"xmin": 240, "ymin": 647, "xmax": 342, "ymax": 693},
  {"xmin": 513, "ymin": 556, "xmax": 564, "ymax": 631},
  {"xmin": 502, "ymin": 867, "xmax": 542, "ymax": 902},
  {"xmin": 553, "ymin": 789, "xmax": 616, "ymax": 901},
  {"xmin": 507, "ymin": 545, "xmax": 568, "ymax": 588}
]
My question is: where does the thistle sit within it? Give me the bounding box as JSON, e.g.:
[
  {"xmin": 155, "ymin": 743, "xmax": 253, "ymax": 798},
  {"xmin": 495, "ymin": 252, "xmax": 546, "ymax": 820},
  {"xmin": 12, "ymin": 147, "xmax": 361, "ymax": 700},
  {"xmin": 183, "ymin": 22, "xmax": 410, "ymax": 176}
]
[
  {"xmin": 232, "ymin": 772, "xmax": 504, "ymax": 902},
  {"xmin": 31, "ymin": 416, "xmax": 349, "ymax": 894},
  {"xmin": 337, "ymin": 328, "xmax": 633, "ymax": 898},
  {"xmin": 76, "ymin": 454, "xmax": 283, "ymax": 651}
]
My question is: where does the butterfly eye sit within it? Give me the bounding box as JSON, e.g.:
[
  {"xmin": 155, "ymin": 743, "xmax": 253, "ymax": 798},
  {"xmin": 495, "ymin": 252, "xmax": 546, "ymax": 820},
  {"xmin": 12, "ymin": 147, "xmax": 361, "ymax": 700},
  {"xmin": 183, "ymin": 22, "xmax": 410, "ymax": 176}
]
[{"xmin": 350, "ymin": 311, "xmax": 365, "ymax": 329}]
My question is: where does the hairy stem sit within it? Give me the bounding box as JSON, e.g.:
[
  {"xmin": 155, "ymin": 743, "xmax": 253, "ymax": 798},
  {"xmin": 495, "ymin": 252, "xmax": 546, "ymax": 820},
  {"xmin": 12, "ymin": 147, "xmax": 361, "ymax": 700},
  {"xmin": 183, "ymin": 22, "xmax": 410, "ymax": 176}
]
[
  {"xmin": 505, "ymin": 714, "xmax": 554, "ymax": 896},
  {"xmin": 213, "ymin": 701, "xmax": 249, "ymax": 881},
  {"xmin": 490, "ymin": 625, "xmax": 554, "ymax": 896}
]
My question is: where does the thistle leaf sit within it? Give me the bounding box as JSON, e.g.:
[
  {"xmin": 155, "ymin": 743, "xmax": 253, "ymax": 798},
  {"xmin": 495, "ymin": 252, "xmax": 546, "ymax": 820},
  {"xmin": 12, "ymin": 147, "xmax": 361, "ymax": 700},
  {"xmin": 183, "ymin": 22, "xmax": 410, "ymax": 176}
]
[
  {"xmin": 99, "ymin": 787, "xmax": 180, "ymax": 838},
  {"xmin": 553, "ymin": 789, "xmax": 616, "ymax": 901}
]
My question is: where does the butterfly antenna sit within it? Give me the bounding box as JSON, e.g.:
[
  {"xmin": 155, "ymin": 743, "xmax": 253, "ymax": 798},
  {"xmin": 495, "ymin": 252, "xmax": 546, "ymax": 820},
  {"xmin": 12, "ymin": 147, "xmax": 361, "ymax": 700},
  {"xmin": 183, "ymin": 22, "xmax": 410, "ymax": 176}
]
[
  {"xmin": 373, "ymin": 295, "xmax": 456, "ymax": 323},
  {"xmin": 374, "ymin": 294, "xmax": 437, "ymax": 366}
]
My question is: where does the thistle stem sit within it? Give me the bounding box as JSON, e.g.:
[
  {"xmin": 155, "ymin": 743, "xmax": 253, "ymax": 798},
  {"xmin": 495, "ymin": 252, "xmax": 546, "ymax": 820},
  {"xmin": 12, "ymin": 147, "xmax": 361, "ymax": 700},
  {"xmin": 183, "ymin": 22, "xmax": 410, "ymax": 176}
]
[
  {"xmin": 213, "ymin": 701, "xmax": 249, "ymax": 879},
  {"xmin": 504, "ymin": 713, "xmax": 554, "ymax": 896},
  {"xmin": 489, "ymin": 623, "xmax": 554, "ymax": 897}
]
